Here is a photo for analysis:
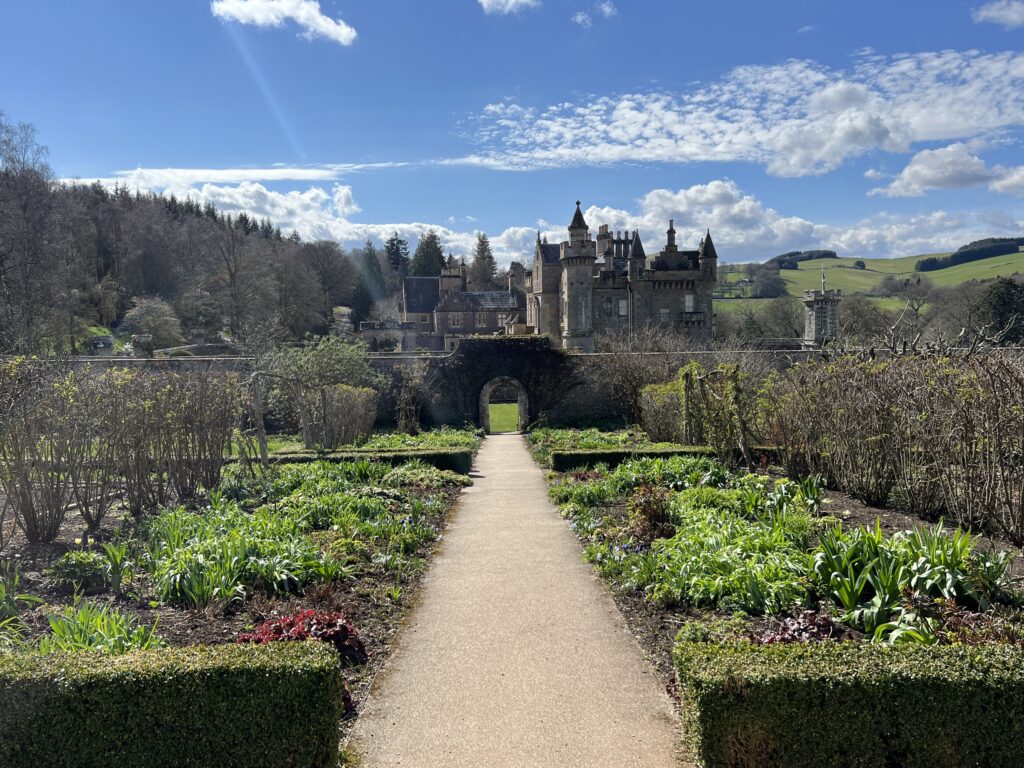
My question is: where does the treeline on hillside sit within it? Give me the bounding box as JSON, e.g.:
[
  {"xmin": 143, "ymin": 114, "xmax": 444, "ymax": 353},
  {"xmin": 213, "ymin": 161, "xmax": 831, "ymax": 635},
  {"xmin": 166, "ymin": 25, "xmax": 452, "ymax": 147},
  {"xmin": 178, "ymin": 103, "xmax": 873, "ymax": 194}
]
[
  {"xmin": 916, "ymin": 237, "xmax": 1024, "ymax": 272},
  {"xmin": 0, "ymin": 115, "xmax": 515, "ymax": 354},
  {"xmin": 769, "ymin": 250, "xmax": 838, "ymax": 270}
]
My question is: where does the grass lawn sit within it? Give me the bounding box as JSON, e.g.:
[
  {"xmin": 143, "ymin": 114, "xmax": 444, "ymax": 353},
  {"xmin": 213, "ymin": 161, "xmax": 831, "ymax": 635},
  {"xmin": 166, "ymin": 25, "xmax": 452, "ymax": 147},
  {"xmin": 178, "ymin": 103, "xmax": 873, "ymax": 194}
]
[{"xmin": 488, "ymin": 403, "xmax": 520, "ymax": 433}]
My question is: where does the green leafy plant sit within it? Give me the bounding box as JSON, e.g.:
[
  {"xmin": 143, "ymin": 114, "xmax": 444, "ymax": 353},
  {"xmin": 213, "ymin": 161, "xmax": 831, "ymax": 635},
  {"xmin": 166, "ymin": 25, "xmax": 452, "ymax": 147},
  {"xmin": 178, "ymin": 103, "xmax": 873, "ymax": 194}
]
[
  {"xmin": 46, "ymin": 549, "xmax": 108, "ymax": 594},
  {"xmin": 37, "ymin": 598, "xmax": 163, "ymax": 654}
]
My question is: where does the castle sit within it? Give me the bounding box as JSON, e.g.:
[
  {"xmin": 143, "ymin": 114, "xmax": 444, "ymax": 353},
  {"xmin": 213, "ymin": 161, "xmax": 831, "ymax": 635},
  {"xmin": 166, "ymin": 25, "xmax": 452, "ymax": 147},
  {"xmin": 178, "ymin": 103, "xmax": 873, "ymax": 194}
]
[
  {"xmin": 362, "ymin": 201, "xmax": 718, "ymax": 351},
  {"xmin": 525, "ymin": 202, "xmax": 718, "ymax": 350}
]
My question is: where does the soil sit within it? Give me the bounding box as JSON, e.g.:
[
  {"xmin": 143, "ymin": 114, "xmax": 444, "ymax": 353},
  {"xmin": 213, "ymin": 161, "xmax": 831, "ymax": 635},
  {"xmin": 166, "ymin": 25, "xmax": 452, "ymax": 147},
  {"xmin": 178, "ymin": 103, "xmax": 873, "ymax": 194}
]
[{"xmin": 1, "ymin": 485, "xmax": 463, "ymax": 732}]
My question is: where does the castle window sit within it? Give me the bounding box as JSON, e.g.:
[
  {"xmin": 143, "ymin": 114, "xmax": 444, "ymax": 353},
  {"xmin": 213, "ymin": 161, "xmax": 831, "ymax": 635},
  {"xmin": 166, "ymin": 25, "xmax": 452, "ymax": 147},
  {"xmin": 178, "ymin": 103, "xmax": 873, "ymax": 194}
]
[
  {"xmin": 476, "ymin": 313, "xmax": 488, "ymax": 328},
  {"xmin": 450, "ymin": 313, "xmax": 462, "ymax": 328},
  {"xmin": 498, "ymin": 313, "xmax": 508, "ymax": 327},
  {"xmin": 684, "ymin": 293, "xmax": 696, "ymax": 313},
  {"xmin": 658, "ymin": 308, "xmax": 670, "ymax": 323},
  {"xmin": 618, "ymin": 299, "xmax": 628, "ymax": 317}
]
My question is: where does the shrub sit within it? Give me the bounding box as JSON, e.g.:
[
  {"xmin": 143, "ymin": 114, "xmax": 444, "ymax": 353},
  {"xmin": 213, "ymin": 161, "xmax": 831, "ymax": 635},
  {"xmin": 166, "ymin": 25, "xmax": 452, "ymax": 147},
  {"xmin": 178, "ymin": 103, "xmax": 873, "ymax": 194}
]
[
  {"xmin": 674, "ymin": 636, "xmax": 1024, "ymax": 768},
  {"xmin": 46, "ymin": 550, "xmax": 108, "ymax": 594},
  {"xmin": 0, "ymin": 642, "xmax": 348, "ymax": 768},
  {"xmin": 625, "ymin": 486, "xmax": 674, "ymax": 543},
  {"xmin": 238, "ymin": 609, "xmax": 368, "ymax": 667},
  {"xmin": 309, "ymin": 384, "xmax": 377, "ymax": 450},
  {"xmin": 639, "ymin": 382, "xmax": 683, "ymax": 443}
]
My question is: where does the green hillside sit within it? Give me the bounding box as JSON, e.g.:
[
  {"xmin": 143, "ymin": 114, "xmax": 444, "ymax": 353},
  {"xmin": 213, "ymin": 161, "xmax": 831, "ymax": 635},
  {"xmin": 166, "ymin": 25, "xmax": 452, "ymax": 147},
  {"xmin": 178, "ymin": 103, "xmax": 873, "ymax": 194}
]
[{"xmin": 721, "ymin": 247, "xmax": 1024, "ymax": 298}]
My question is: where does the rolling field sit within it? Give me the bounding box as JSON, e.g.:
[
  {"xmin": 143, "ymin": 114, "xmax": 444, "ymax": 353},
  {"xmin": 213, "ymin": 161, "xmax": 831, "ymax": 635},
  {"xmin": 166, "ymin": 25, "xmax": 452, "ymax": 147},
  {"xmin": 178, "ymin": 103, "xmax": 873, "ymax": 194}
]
[{"xmin": 720, "ymin": 247, "xmax": 1024, "ymax": 298}]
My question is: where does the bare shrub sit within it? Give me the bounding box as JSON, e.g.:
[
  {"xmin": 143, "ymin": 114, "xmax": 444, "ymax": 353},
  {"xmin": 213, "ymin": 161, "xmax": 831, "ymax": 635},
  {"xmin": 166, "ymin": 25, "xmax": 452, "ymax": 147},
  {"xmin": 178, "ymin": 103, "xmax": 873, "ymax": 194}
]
[
  {"xmin": 0, "ymin": 364, "xmax": 77, "ymax": 543},
  {"xmin": 309, "ymin": 385, "xmax": 377, "ymax": 449},
  {"xmin": 395, "ymin": 360, "xmax": 434, "ymax": 435},
  {"xmin": 68, "ymin": 370, "xmax": 121, "ymax": 532},
  {"xmin": 162, "ymin": 372, "xmax": 243, "ymax": 501},
  {"xmin": 639, "ymin": 383, "xmax": 683, "ymax": 443}
]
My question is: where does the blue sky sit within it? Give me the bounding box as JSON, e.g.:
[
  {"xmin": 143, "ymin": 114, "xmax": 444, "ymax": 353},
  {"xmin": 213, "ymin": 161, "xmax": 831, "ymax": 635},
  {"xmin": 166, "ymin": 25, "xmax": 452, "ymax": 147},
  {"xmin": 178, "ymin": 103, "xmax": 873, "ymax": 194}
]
[{"xmin": 3, "ymin": 0, "xmax": 1024, "ymax": 264}]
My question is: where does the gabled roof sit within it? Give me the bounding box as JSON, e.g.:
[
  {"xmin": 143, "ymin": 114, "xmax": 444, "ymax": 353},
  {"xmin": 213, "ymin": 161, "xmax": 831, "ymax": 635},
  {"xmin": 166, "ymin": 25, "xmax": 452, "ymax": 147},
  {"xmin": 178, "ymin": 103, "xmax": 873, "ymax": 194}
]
[
  {"xmin": 538, "ymin": 243, "xmax": 561, "ymax": 264},
  {"xmin": 403, "ymin": 276, "xmax": 440, "ymax": 314},
  {"xmin": 569, "ymin": 200, "xmax": 588, "ymax": 230}
]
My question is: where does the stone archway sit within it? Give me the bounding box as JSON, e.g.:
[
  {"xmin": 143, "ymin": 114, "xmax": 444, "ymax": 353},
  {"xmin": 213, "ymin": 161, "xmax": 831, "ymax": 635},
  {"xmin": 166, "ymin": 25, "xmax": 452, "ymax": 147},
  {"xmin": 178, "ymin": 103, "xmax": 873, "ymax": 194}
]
[{"xmin": 479, "ymin": 376, "xmax": 528, "ymax": 433}]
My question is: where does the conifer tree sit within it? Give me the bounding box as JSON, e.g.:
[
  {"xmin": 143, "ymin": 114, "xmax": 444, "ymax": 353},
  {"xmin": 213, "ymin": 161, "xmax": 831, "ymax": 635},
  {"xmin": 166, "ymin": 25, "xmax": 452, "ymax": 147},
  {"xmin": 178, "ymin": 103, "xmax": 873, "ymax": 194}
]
[
  {"xmin": 468, "ymin": 232, "xmax": 498, "ymax": 291},
  {"xmin": 409, "ymin": 230, "xmax": 446, "ymax": 276},
  {"xmin": 384, "ymin": 231, "xmax": 410, "ymax": 277}
]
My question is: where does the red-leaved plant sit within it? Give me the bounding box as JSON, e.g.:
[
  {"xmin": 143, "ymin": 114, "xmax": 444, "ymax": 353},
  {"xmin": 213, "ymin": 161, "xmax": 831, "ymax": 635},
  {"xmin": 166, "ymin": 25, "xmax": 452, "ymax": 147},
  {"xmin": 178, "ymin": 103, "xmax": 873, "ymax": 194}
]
[{"xmin": 238, "ymin": 610, "xmax": 369, "ymax": 666}]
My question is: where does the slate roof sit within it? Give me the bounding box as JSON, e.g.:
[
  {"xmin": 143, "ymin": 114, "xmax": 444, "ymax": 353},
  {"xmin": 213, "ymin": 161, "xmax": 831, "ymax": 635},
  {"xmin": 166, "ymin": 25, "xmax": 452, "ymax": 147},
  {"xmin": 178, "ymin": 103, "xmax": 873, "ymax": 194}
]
[
  {"xmin": 630, "ymin": 230, "xmax": 646, "ymax": 260},
  {"xmin": 538, "ymin": 243, "xmax": 561, "ymax": 264},
  {"xmin": 403, "ymin": 276, "xmax": 440, "ymax": 313},
  {"xmin": 569, "ymin": 201, "xmax": 588, "ymax": 230},
  {"xmin": 465, "ymin": 291, "xmax": 523, "ymax": 310},
  {"xmin": 699, "ymin": 230, "xmax": 718, "ymax": 260}
]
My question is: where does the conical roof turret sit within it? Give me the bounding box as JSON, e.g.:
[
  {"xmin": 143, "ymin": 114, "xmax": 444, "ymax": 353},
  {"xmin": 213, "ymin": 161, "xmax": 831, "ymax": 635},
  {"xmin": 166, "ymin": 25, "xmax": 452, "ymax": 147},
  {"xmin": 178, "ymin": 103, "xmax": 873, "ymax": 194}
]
[
  {"xmin": 569, "ymin": 200, "xmax": 588, "ymax": 231},
  {"xmin": 699, "ymin": 229, "xmax": 718, "ymax": 260},
  {"xmin": 629, "ymin": 230, "xmax": 645, "ymax": 260}
]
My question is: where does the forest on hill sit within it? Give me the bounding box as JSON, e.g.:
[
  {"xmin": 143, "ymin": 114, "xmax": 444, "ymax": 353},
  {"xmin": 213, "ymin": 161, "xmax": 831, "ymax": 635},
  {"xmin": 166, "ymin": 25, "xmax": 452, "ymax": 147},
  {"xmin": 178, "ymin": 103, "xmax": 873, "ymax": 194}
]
[{"xmin": 0, "ymin": 115, "xmax": 511, "ymax": 355}]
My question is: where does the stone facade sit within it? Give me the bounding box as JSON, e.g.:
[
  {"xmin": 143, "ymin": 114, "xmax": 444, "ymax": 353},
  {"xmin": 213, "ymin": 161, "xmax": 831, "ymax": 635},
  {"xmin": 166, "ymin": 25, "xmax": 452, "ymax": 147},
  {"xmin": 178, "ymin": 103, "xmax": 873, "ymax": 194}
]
[
  {"xmin": 524, "ymin": 202, "xmax": 718, "ymax": 351},
  {"xmin": 802, "ymin": 275, "xmax": 842, "ymax": 347},
  {"xmin": 368, "ymin": 263, "xmax": 527, "ymax": 351}
]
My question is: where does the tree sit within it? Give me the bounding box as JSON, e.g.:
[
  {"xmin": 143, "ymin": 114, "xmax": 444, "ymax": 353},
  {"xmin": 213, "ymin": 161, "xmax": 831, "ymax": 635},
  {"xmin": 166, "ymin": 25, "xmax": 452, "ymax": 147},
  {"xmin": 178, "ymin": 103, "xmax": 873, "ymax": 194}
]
[
  {"xmin": 759, "ymin": 297, "xmax": 804, "ymax": 338},
  {"xmin": 352, "ymin": 239, "xmax": 386, "ymax": 325},
  {"xmin": 977, "ymin": 277, "xmax": 1024, "ymax": 343},
  {"xmin": 383, "ymin": 231, "xmax": 410, "ymax": 291},
  {"xmin": 409, "ymin": 230, "xmax": 446, "ymax": 276},
  {"xmin": 120, "ymin": 296, "xmax": 184, "ymax": 349},
  {"xmin": 468, "ymin": 233, "xmax": 498, "ymax": 291}
]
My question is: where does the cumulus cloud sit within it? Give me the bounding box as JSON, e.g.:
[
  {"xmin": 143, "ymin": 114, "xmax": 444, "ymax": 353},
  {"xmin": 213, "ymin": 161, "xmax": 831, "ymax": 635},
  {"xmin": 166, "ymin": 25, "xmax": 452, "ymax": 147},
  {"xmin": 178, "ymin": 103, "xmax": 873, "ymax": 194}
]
[
  {"xmin": 973, "ymin": 0, "xmax": 1024, "ymax": 28},
  {"xmin": 464, "ymin": 49, "xmax": 1024, "ymax": 177},
  {"xmin": 869, "ymin": 143, "xmax": 996, "ymax": 197},
  {"xmin": 210, "ymin": 0, "xmax": 357, "ymax": 46},
  {"xmin": 72, "ymin": 171, "xmax": 1022, "ymax": 265},
  {"xmin": 478, "ymin": 0, "xmax": 540, "ymax": 14},
  {"xmin": 597, "ymin": 1, "xmax": 617, "ymax": 17},
  {"xmin": 990, "ymin": 164, "xmax": 1024, "ymax": 195}
]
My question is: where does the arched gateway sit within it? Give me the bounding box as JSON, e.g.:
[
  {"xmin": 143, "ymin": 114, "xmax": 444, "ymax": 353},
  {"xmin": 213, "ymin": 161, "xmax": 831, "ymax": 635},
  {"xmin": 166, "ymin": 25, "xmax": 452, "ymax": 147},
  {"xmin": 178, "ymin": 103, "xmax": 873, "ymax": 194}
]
[
  {"xmin": 416, "ymin": 337, "xmax": 583, "ymax": 429},
  {"xmin": 479, "ymin": 377, "xmax": 528, "ymax": 433}
]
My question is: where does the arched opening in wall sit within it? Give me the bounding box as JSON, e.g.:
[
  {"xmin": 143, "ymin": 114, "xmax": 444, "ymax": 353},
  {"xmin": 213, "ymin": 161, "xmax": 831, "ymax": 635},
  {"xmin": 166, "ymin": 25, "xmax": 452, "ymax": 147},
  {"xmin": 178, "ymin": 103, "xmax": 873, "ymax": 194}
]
[{"xmin": 479, "ymin": 376, "xmax": 528, "ymax": 434}]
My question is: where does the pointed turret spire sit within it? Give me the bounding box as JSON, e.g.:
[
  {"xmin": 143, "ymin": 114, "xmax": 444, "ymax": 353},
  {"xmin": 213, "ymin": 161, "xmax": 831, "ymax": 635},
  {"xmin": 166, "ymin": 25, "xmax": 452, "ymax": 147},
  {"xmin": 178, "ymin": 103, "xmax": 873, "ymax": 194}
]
[
  {"xmin": 629, "ymin": 230, "xmax": 646, "ymax": 260},
  {"xmin": 699, "ymin": 228, "xmax": 718, "ymax": 260},
  {"xmin": 569, "ymin": 200, "xmax": 588, "ymax": 231}
]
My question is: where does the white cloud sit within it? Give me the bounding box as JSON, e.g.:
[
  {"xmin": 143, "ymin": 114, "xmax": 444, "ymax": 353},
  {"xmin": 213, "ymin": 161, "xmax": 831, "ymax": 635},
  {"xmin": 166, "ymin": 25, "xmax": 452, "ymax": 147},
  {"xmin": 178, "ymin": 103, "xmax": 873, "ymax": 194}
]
[
  {"xmin": 572, "ymin": 11, "xmax": 592, "ymax": 27},
  {"xmin": 869, "ymin": 143, "xmax": 996, "ymax": 197},
  {"xmin": 973, "ymin": 0, "xmax": 1024, "ymax": 28},
  {"xmin": 72, "ymin": 171, "xmax": 1022, "ymax": 264},
  {"xmin": 61, "ymin": 162, "xmax": 406, "ymax": 193},
  {"xmin": 990, "ymin": 164, "xmax": 1024, "ymax": 195},
  {"xmin": 210, "ymin": 0, "xmax": 357, "ymax": 46},
  {"xmin": 465, "ymin": 49, "xmax": 1024, "ymax": 177},
  {"xmin": 797, "ymin": 24, "xmax": 815, "ymax": 34},
  {"xmin": 597, "ymin": 1, "xmax": 617, "ymax": 18},
  {"xmin": 478, "ymin": 0, "xmax": 539, "ymax": 14}
]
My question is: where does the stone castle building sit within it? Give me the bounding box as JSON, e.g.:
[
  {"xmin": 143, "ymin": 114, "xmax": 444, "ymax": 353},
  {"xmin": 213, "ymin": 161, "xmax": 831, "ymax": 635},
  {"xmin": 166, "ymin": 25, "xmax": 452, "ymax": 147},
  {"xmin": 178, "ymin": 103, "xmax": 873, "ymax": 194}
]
[
  {"xmin": 525, "ymin": 202, "xmax": 718, "ymax": 351},
  {"xmin": 362, "ymin": 200, "xmax": 718, "ymax": 351},
  {"xmin": 802, "ymin": 272, "xmax": 842, "ymax": 348}
]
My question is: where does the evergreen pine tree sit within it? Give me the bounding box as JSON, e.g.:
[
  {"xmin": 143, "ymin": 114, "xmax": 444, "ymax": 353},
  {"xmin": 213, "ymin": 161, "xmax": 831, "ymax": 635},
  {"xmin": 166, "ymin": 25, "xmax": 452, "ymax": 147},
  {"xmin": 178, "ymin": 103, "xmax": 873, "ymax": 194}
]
[
  {"xmin": 468, "ymin": 232, "xmax": 498, "ymax": 291},
  {"xmin": 384, "ymin": 231, "xmax": 410, "ymax": 277},
  {"xmin": 409, "ymin": 230, "xmax": 446, "ymax": 276}
]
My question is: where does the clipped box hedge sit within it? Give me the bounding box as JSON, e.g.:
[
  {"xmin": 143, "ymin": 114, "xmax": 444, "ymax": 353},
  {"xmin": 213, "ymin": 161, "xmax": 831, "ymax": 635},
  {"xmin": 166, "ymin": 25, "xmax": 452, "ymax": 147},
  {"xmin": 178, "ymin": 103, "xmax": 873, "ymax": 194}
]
[
  {"xmin": 269, "ymin": 448, "xmax": 473, "ymax": 474},
  {"xmin": 0, "ymin": 642, "xmax": 348, "ymax": 768},
  {"xmin": 674, "ymin": 637, "xmax": 1024, "ymax": 768},
  {"xmin": 549, "ymin": 445, "xmax": 780, "ymax": 471}
]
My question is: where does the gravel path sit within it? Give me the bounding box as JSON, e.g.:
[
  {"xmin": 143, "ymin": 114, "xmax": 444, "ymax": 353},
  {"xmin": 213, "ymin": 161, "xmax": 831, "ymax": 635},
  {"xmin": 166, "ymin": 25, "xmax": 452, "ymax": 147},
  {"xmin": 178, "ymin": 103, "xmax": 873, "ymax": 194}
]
[{"xmin": 348, "ymin": 434, "xmax": 681, "ymax": 767}]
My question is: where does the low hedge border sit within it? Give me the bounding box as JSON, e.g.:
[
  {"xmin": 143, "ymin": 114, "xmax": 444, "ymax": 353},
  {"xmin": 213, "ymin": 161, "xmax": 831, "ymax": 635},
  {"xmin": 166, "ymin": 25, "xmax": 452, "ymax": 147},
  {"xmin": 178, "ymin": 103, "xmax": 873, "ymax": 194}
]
[
  {"xmin": 0, "ymin": 642, "xmax": 348, "ymax": 768},
  {"xmin": 548, "ymin": 446, "xmax": 780, "ymax": 471},
  {"xmin": 674, "ymin": 635, "xmax": 1024, "ymax": 768},
  {"xmin": 240, "ymin": 448, "xmax": 474, "ymax": 474}
]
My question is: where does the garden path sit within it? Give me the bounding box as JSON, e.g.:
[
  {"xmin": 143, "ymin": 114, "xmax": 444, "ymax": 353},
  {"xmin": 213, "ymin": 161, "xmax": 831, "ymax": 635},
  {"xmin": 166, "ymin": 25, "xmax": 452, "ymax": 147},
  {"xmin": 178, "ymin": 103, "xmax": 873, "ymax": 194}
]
[{"xmin": 348, "ymin": 434, "xmax": 680, "ymax": 767}]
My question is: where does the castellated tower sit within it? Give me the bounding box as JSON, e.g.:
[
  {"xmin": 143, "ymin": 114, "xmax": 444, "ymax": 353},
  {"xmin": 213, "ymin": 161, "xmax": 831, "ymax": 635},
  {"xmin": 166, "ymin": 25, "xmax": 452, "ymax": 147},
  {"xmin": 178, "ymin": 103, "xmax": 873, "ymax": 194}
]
[
  {"xmin": 560, "ymin": 201, "xmax": 597, "ymax": 352},
  {"xmin": 803, "ymin": 271, "xmax": 841, "ymax": 347}
]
